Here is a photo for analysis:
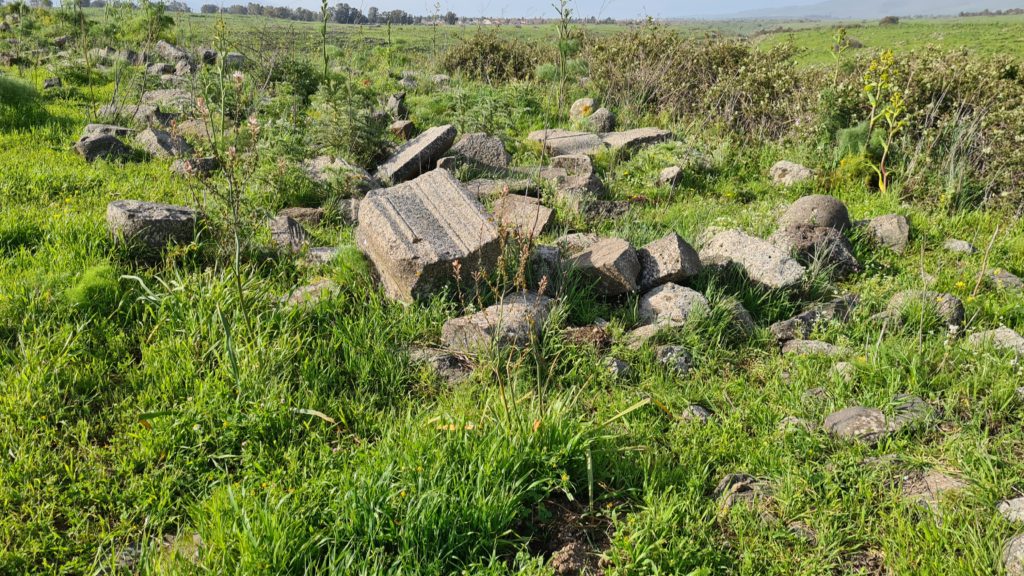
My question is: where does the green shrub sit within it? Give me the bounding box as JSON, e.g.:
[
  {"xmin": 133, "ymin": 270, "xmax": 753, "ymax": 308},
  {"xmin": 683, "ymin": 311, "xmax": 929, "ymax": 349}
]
[
  {"xmin": 308, "ymin": 79, "xmax": 390, "ymax": 169},
  {"xmin": 441, "ymin": 31, "xmax": 538, "ymax": 83},
  {"xmin": 269, "ymin": 57, "xmax": 322, "ymax": 103},
  {"xmin": 66, "ymin": 264, "xmax": 121, "ymax": 315}
]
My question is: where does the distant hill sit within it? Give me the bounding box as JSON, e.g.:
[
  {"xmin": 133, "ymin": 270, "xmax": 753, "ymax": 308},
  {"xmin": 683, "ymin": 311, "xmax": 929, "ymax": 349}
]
[{"xmin": 732, "ymin": 0, "xmax": 1024, "ymax": 19}]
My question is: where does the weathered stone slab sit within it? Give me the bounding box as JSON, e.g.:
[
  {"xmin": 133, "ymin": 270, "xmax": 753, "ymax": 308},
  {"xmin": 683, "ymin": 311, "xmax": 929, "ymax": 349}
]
[
  {"xmin": 374, "ymin": 124, "xmax": 457, "ymax": 184},
  {"xmin": 527, "ymin": 129, "xmax": 604, "ymax": 156},
  {"xmin": 966, "ymin": 327, "xmax": 1024, "ymax": 355},
  {"xmin": 269, "ymin": 216, "xmax": 309, "ymax": 253},
  {"xmin": 556, "ymin": 233, "xmax": 600, "ymax": 258},
  {"xmin": 136, "ymin": 128, "xmax": 192, "ymax": 158},
  {"xmin": 638, "ymin": 283, "xmax": 709, "ymax": 327},
  {"xmin": 823, "ymin": 407, "xmax": 888, "ymax": 444},
  {"xmin": 74, "ymin": 134, "xmax": 131, "ymax": 162},
  {"xmin": 491, "ymin": 195, "xmax": 553, "ymax": 238},
  {"xmin": 636, "ymin": 232, "xmax": 702, "ymax": 292},
  {"xmin": 569, "ymin": 238, "xmax": 640, "ymax": 297},
  {"xmin": 600, "ymin": 128, "xmax": 672, "ymax": 152},
  {"xmin": 699, "ymin": 229, "xmax": 805, "ymax": 290},
  {"xmin": 441, "ymin": 292, "xmax": 553, "ymax": 353},
  {"xmin": 83, "ymin": 123, "xmax": 134, "ymax": 138},
  {"xmin": 355, "ymin": 169, "xmax": 501, "ymax": 302},
  {"xmin": 141, "ymin": 89, "xmax": 194, "ymax": 111},
  {"xmin": 303, "ymin": 156, "xmax": 378, "ymax": 191},
  {"xmin": 449, "ymin": 132, "xmax": 511, "ymax": 172},
  {"xmin": 769, "ymin": 295, "xmax": 859, "ymax": 341},
  {"xmin": 463, "ymin": 178, "xmax": 538, "ymax": 200},
  {"xmin": 770, "ymin": 160, "xmax": 813, "ymax": 186},
  {"xmin": 782, "ymin": 339, "xmax": 843, "ymax": 357},
  {"xmin": 548, "ymin": 154, "xmax": 605, "ymax": 212},
  {"xmin": 106, "ymin": 200, "xmax": 199, "ymax": 250}
]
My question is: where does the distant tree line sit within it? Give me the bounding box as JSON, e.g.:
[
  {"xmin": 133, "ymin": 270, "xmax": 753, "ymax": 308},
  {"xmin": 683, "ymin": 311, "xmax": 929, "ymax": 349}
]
[
  {"xmin": 959, "ymin": 8, "xmax": 1024, "ymax": 16},
  {"xmin": 199, "ymin": 2, "xmax": 458, "ymax": 24}
]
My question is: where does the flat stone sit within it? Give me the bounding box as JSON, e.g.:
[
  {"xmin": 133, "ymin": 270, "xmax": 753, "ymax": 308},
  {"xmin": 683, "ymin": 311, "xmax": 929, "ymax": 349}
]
[
  {"xmin": 600, "ymin": 128, "xmax": 672, "ymax": 152},
  {"xmin": 943, "ymin": 238, "xmax": 977, "ymax": 254},
  {"xmin": 374, "ymin": 124, "xmax": 456, "ymax": 184},
  {"xmin": 860, "ymin": 214, "xmax": 910, "ymax": 254},
  {"xmin": 106, "ymin": 200, "xmax": 199, "ymax": 250},
  {"xmin": 901, "ymin": 470, "xmax": 967, "ymax": 510},
  {"xmin": 98, "ymin": 103, "xmax": 175, "ymax": 127},
  {"xmin": 441, "ymin": 292, "xmax": 553, "ymax": 353},
  {"xmin": 638, "ymin": 283, "xmax": 710, "ymax": 327},
  {"xmin": 491, "ymin": 195, "xmax": 553, "ymax": 239},
  {"xmin": 999, "ymin": 497, "xmax": 1024, "ymax": 523},
  {"xmin": 782, "ymin": 340, "xmax": 843, "ymax": 356},
  {"xmin": 527, "ymin": 129, "xmax": 604, "ymax": 156},
  {"xmin": 170, "ymin": 156, "xmax": 219, "ymax": 178},
  {"xmin": 769, "ymin": 160, "xmax": 813, "ymax": 186},
  {"xmin": 277, "ymin": 207, "xmax": 324, "ymax": 227},
  {"xmin": 303, "ymin": 247, "xmax": 338, "ymax": 266},
  {"xmin": 883, "ymin": 290, "xmax": 965, "ymax": 328},
  {"xmin": 141, "ymin": 89, "xmax": 194, "ymax": 110},
  {"xmin": 769, "ymin": 295, "xmax": 859, "ymax": 341},
  {"xmin": 569, "ymin": 238, "xmax": 640, "ymax": 297},
  {"xmin": 823, "ymin": 406, "xmax": 888, "ymax": 444},
  {"xmin": 556, "ymin": 232, "xmax": 600, "ymax": 257},
  {"xmin": 74, "ymin": 134, "xmax": 131, "ymax": 162},
  {"xmin": 603, "ymin": 357, "xmax": 632, "ymax": 378},
  {"xmin": 284, "ymin": 279, "xmax": 338, "ymax": 307},
  {"xmin": 83, "ymin": 123, "xmax": 134, "ymax": 138},
  {"xmin": 449, "ymin": 132, "xmax": 511, "ymax": 172},
  {"xmin": 269, "ymin": 216, "xmax": 309, "ymax": 253},
  {"xmin": 355, "ymin": 169, "xmax": 500, "ymax": 302},
  {"xmin": 778, "ymin": 195, "xmax": 851, "ymax": 231},
  {"xmin": 655, "ymin": 345, "xmax": 692, "ymax": 375},
  {"xmin": 966, "ymin": 327, "xmax": 1024, "ymax": 355},
  {"xmin": 699, "ymin": 229, "xmax": 806, "ymax": 290},
  {"xmin": 135, "ymin": 128, "xmax": 192, "ymax": 158},
  {"xmin": 1004, "ymin": 534, "xmax": 1024, "ymax": 576},
  {"xmin": 409, "ymin": 346, "xmax": 470, "ymax": 382},
  {"xmin": 636, "ymin": 232, "xmax": 702, "ymax": 292},
  {"xmin": 987, "ymin": 268, "xmax": 1023, "ymax": 291}
]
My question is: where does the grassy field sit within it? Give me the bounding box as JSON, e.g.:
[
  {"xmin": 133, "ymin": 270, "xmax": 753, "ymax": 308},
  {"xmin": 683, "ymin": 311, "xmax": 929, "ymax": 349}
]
[{"xmin": 2, "ymin": 8, "xmax": 1024, "ymax": 576}]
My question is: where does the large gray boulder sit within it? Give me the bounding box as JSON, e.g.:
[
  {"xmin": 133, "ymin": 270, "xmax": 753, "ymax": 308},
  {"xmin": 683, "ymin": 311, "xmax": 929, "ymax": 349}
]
[
  {"xmin": 106, "ymin": 200, "xmax": 200, "ymax": 251},
  {"xmin": 859, "ymin": 214, "xmax": 910, "ymax": 254},
  {"xmin": 778, "ymin": 195, "xmax": 851, "ymax": 232},
  {"xmin": 569, "ymin": 238, "xmax": 640, "ymax": 297},
  {"xmin": 74, "ymin": 134, "xmax": 131, "ymax": 162},
  {"xmin": 636, "ymin": 233, "xmax": 702, "ymax": 292},
  {"xmin": 374, "ymin": 124, "xmax": 457, "ymax": 184},
  {"xmin": 355, "ymin": 169, "xmax": 501, "ymax": 302},
  {"xmin": 441, "ymin": 292, "xmax": 553, "ymax": 353},
  {"xmin": 699, "ymin": 229, "xmax": 805, "ymax": 290},
  {"xmin": 135, "ymin": 128, "xmax": 192, "ymax": 158},
  {"xmin": 770, "ymin": 225, "xmax": 861, "ymax": 279},
  {"xmin": 449, "ymin": 133, "xmax": 511, "ymax": 172},
  {"xmin": 587, "ymin": 108, "xmax": 615, "ymax": 132},
  {"xmin": 638, "ymin": 283, "xmax": 709, "ymax": 327}
]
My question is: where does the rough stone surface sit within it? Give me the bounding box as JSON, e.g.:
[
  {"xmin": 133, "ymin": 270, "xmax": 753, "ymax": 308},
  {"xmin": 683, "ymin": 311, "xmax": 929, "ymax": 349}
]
[
  {"xmin": 859, "ymin": 214, "xmax": 910, "ymax": 253},
  {"xmin": 155, "ymin": 40, "xmax": 189, "ymax": 63},
  {"xmin": 529, "ymin": 246, "xmax": 562, "ymax": 294},
  {"xmin": 603, "ymin": 357, "xmax": 632, "ymax": 378},
  {"xmin": 356, "ymin": 169, "xmax": 501, "ymax": 302},
  {"xmin": 901, "ymin": 470, "xmax": 967, "ymax": 510},
  {"xmin": 967, "ymin": 327, "xmax": 1024, "ymax": 355},
  {"xmin": 683, "ymin": 405, "xmax": 713, "ymax": 424},
  {"xmin": 409, "ymin": 346, "xmax": 470, "ymax": 382},
  {"xmin": 441, "ymin": 292, "xmax": 553, "ymax": 353},
  {"xmin": 337, "ymin": 198, "xmax": 361, "ymax": 226},
  {"xmin": 83, "ymin": 123, "xmax": 134, "ymax": 138},
  {"xmin": 74, "ymin": 134, "xmax": 131, "ymax": 162},
  {"xmin": 636, "ymin": 233, "xmax": 702, "ymax": 292},
  {"xmin": 769, "ymin": 295, "xmax": 859, "ymax": 341},
  {"xmin": 98, "ymin": 103, "xmax": 175, "ymax": 127},
  {"xmin": 43, "ymin": 77, "xmax": 62, "ymax": 90},
  {"xmin": 600, "ymin": 128, "xmax": 672, "ymax": 152},
  {"xmin": 106, "ymin": 200, "xmax": 199, "ymax": 250},
  {"xmin": 389, "ymin": 120, "xmax": 415, "ymax": 140},
  {"xmin": 135, "ymin": 128, "xmax": 192, "ymax": 158},
  {"xmin": 1005, "ymin": 534, "xmax": 1024, "ymax": 576},
  {"xmin": 769, "ymin": 160, "xmax": 813, "ymax": 186},
  {"xmin": 658, "ymin": 166, "xmax": 683, "ymax": 187},
  {"xmin": 944, "ymin": 238, "xmax": 977, "ymax": 254},
  {"xmin": 823, "ymin": 407, "xmax": 889, "ymax": 444},
  {"xmin": 527, "ymin": 129, "xmax": 605, "ymax": 156},
  {"xmin": 1000, "ymin": 497, "xmax": 1024, "ymax": 523},
  {"xmin": 638, "ymin": 283, "xmax": 710, "ymax": 327},
  {"xmin": 269, "ymin": 216, "xmax": 309, "ymax": 253},
  {"xmin": 547, "ymin": 154, "xmax": 605, "ymax": 212},
  {"xmin": 723, "ymin": 298, "xmax": 757, "ymax": 336},
  {"xmin": 771, "ymin": 225, "xmax": 861, "ymax": 279},
  {"xmin": 141, "ymin": 89, "xmax": 193, "ymax": 110},
  {"xmin": 569, "ymin": 98, "xmax": 595, "ymax": 120},
  {"xmin": 147, "ymin": 62, "xmax": 173, "ymax": 75},
  {"xmin": 556, "ymin": 233, "xmax": 600, "ymax": 258},
  {"xmin": 170, "ymin": 156, "xmax": 218, "ymax": 178},
  {"xmin": 284, "ymin": 279, "xmax": 339, "ymax": 307},
  {"xmin": 384, "ymin": 92, "xmax": 407, "ymax": 119},
  {"xmin": 987, "ymin": 268, "xmax": 1024, "ymax": 291},
  {"xmin": 699, "ymin": 229, "xmax": 806, "ymax": 290},
  {"xmin": 277, "ymin": 207, "xmax": 324, "ymax": 227},
  {"xmin": 491, "ymin": 195, "xmax": 554, "ymax": 239},
  {"xmin": 587, "ymin": 108, "xmax": 615, "ymax": 132},
  {"xmin": 656, "ymin": 345, "xmax": 693, "ymax": 375},
  {"xmin": 449, "ymin": 132, "xmax": 511, "ymax": 172},
  {"xmin": 883, "ymin": 290, "xmax": 965, "ymax": 328},
  {"xmin": 375, "ymin": 124, "xmax": 457, "ymax": 184},
  {"xmin": 302, "ymin": 247, "xmax": 338, "ymax": 266},
  {"xmin": 569, "ymin": 238, "xmax": 640, "ymax": 297},
  {"xmin": 782, "ymin": 340, "xmax": 843, "ymax": 356},
  {"xmin": 463, "ymin": 178, "xmax": 538, "ymax": 200},
  {"xmin": 778, "ymin": 195, "xmax": 851, "ymax": 232}
]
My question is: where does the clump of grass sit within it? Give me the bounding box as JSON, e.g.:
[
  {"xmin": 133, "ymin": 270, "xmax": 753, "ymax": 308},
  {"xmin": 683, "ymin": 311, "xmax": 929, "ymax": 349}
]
[{"xmin": 65, "ymin": 264, "xmax": 121, "ymax": 315}]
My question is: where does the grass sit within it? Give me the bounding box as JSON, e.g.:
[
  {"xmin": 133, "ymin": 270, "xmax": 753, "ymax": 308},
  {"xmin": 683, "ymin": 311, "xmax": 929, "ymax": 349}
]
[{"xmin": 2, "ymin": 9, "xmax": 1024, "ymax": 576}]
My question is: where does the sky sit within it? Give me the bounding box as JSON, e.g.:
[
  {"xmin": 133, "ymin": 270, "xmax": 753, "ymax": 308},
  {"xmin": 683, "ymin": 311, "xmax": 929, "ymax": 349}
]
[{"xmin": 257, "ymin": 0, "xmax": 825, "ymax": 20}]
